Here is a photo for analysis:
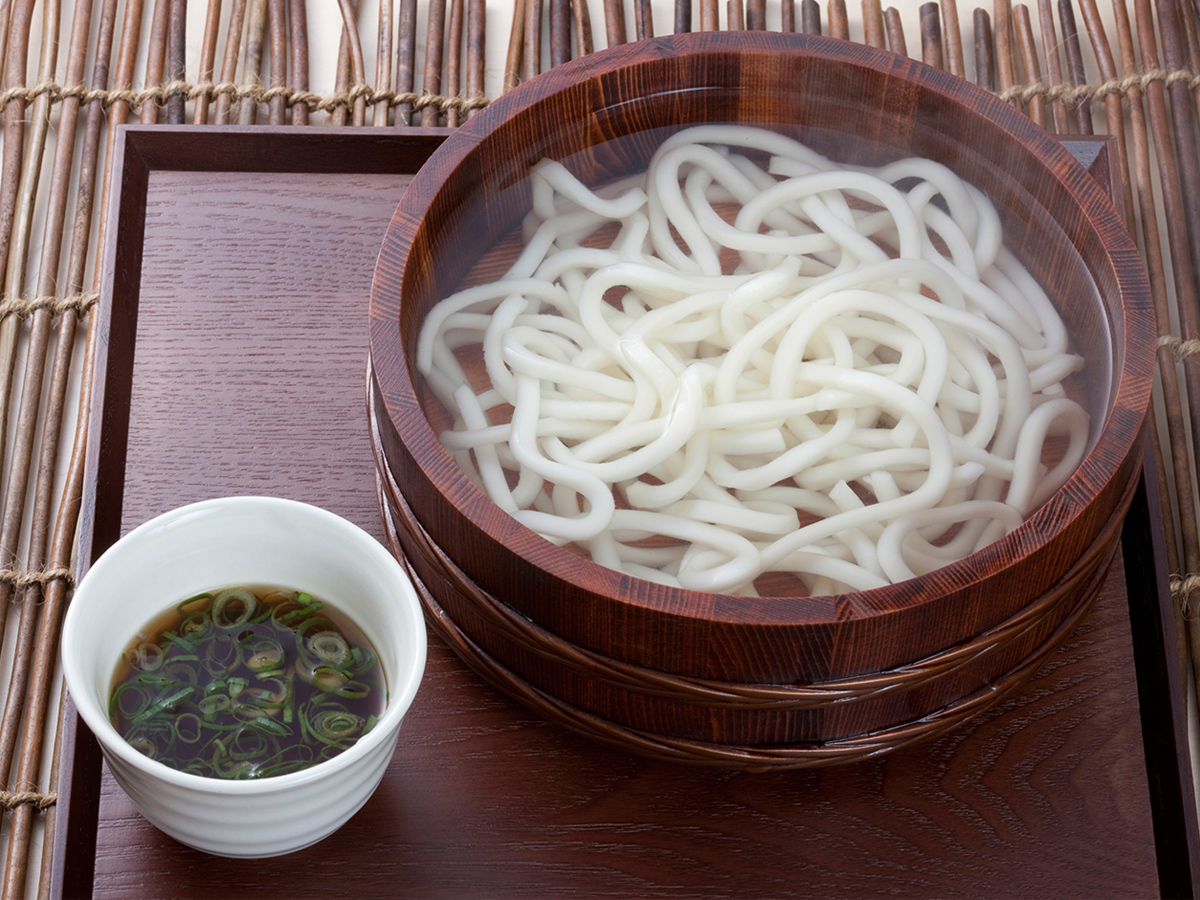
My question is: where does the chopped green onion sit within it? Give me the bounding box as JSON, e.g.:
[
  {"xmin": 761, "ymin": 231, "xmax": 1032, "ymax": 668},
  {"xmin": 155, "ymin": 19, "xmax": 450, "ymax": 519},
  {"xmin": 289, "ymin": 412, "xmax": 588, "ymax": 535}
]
[
  {"xmin": 174, "ymin": 714, "xmax": 203, "ymax": 743},
  {"xmin": 110, "ymin": 585, "xmax": 383, "ymax": 780},
  {"xmin": 212, "ymin": 588, "xmax": 257, "ymax": 629},
  {"xmin": 124, "ymin": 642, "xmax": 164, "ymax": 672}
]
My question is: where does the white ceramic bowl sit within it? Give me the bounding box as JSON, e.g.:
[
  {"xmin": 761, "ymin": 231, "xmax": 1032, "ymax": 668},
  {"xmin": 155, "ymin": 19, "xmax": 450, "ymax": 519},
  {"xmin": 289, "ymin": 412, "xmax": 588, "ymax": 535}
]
[{"xmin": 61, "ymin": 496, "xmax": 427, "ymax": 858}]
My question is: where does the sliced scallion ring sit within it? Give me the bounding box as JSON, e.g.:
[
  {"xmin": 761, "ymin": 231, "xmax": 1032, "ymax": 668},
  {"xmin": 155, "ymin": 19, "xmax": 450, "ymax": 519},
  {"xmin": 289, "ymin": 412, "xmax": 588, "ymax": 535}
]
[{"xmin": 212, "ymin": 588, "xmax": 257, "ymax": 629}]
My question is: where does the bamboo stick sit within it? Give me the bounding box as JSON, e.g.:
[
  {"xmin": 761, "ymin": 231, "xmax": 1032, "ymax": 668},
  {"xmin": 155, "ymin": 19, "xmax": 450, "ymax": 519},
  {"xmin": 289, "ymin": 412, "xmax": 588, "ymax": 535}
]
[
  {"xmin": 975, "ymin": 8, "xmax": 995, "ymax": 89},
  {"xmin": 140, "ymin": 0, "xmax": 170, "ymax": 124},
  {"xmin": 993, "ymin": 0, "xmax": 1021, "ymax": 107},
  {"xmin": 166, "ymin": 0, "xmax": 186, "ymax": 123},
  {"xmin": 342, "ymin": 0, "xmax": 367, "ymax": 125},
  {"xmin": 330, "ymin": 0, "xmax": 364, "ymax": 126},
  {"xmin": 864, "ymin": 0, "xmax": 885, "ymax": 47},
  {"xmin": 800, "ymin": 0, "xmax": 820, "ymax": 34},
  {"xmin": 605, "ymin": 0, "xmax": 627, "ymax": 45},
  {"xmin": 941, "ymin": 0, "xmax": 965, "ymax": 77},
  {"xmin": 466, "ymin": 0, "xmax": 485, "ymax": 118},
  {"xmin": 446, "ymin": 0, "xmax": 465, "ymax": 125},
  {"xmin": 289, "ymin": 0, "xmax": 309, "ymax": 123},
  {"xmin": 193, "ymin": 0, "xmax": 222, "ymax": 123},
  {"xmin": 1059, "ymin": 0, "xmax": 1094, "ymax": 132},
  {"xmin": 746, "ymin": 0, "xmax": 764, "ymax": 30},
  {"xmin": 1036, "ymin": 0, "xmax": 1071, "ymax": 131},
  {"xmin": 521, "ymin": 0, "xmax": 540, "ymax": 82},
  {"xmin": 330, "ymin": 2, "xmax": 351, "ymax": 125},
  {"xmin": 0, "ymin": 0, "xmax": 55, "ymax": 657},
  {"xmin": 884, "ymin": 6, "xmax": 907, "ymax": 51},
  {"xmin": 676, "ymin": 0, "xmax": 692, "ymax": 32},
  {"xmin": 0, "ymin": 0, "xmax": 13, "ymax": 102},
  {"xmin": 921, "ymin": 2, "xmax": 945, "ymax": 67},
  {"xmin": 213, "ymin": 0, "xmax": 247, "ymax": 123},
  {"xmin": 374, "ymin": 0, "xmax": 393, "ymax": 125},
  {"xmin": 828, "ymin": 0, "xmax": 849, "ymax": 38},
  {"xmin": 395, "ymin": 0, "xmax": 417, "ymax": 122},
  {"xmin": 728, "ymin": 0, "xmax": 744, "ymax": 31},
  {"xmin": 239, "ymin": 0, "xmax": 267, "ymax": 124},
  {"xmin": 637, "ymin": 0, "xmax": 656, "ymax": 37},
  {"xmin": 1154, "ymin": 0, "xmax": 1200, "ymax": 286},
  {"xmin": 1183, "ymin": 1, "xmax": 1200, "ymax": 117},
  {"xmin": 572, "ymin": 0, "xmax": 593, "ymax": 54},
  {"xmin": 503, "ymin": 0, "xmax": 525, "ymax": 91},
  {"xmin": 551, "ymin": 0, "xmax": 570, "ymax": 67},
  {"xmin": 1013, "ymin": 3, "xmax": 1048, "ymax": 128},
  {"xmin": 1077, "ymin": 0, "xmax": 1134, "ymax": 220},
  {"xmin": 0, "ymin": 0, "xmax": 37, "ymax": 330},
  {"xmin": 266, "ymin": 0, "xmax": 287, "ymax": 124},
  {"xmin": 425, "ymin": 0, "xmax": 449, "ymax": 122},
  {"xmin": 35, "ymin": 684, "xmax": 65, "ymax": 900}
]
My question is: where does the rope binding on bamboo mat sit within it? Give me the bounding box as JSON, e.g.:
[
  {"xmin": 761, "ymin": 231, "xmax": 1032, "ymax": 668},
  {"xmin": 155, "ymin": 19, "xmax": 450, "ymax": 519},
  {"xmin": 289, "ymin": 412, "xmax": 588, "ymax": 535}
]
[
  {"xmin": 3, "ymin": 66, "xmax": 1199, "ymax": 118},
  {"xmin": 1171, "ymin": 574, "xmax": 1200, "ymax": 615},
  {"xmin": 997, "ymin": 65, "xmax": 1200, "ymax": 103},
  {"xmin": 0, "ymin": 790, "xmax": 55, "ymax": 812},
  {"xmin": 0, "ymin": 292, "xmax": 98, "ymax": 321},
  {"xmin": 0, "ymin": 566, "xmax": 75, "ymax": 593},
  {"xmin": 1159, "ymin": 333, "xmax": 1200, "ymax": 360},
  {"xmin": 0, "ymin": 79, "xmax": 490, "ymax": 116}
]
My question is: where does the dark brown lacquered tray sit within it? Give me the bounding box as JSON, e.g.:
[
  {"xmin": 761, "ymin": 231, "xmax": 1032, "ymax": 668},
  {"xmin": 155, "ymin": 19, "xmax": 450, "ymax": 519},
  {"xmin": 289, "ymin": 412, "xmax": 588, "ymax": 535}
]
[{"xmin": 51, "ymin": 125, "xmax": 1198, "ymax": 898}]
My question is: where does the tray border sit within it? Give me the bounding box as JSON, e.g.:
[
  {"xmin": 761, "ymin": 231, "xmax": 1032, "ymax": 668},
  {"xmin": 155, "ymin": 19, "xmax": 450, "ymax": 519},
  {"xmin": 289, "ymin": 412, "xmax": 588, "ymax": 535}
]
[{"xmin": 50, "ymin": 124, "xmax": 1197, "ymax": 898}]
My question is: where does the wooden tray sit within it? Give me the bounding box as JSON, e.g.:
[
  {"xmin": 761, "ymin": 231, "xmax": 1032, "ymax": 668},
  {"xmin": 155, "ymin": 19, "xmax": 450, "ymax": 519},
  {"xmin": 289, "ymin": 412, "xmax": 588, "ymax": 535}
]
[{"xmin": 50, "ymin": 125, "xmax": 1198, "ymax": 898}]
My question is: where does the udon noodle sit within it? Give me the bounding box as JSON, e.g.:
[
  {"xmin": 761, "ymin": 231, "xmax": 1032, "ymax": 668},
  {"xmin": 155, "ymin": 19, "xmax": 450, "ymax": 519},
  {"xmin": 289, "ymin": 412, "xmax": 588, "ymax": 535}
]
[{"xmin": 416, "ymin": 125, "xmax": 1090, "ymax": 596}]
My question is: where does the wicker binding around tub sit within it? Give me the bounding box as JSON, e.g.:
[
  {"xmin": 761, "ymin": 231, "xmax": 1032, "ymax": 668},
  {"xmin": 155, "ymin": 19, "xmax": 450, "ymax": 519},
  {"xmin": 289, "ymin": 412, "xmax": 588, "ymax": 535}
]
[{"xmin": 367, "ymin": 33, "xmax": 1154, "ymax": 767}]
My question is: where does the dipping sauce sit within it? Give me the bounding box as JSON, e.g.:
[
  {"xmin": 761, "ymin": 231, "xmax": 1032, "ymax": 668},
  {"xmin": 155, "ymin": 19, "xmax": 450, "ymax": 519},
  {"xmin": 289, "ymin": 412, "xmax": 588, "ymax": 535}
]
[{"xmin": 110, "ymin": 586, "xmax": 386, "ymax": 779}]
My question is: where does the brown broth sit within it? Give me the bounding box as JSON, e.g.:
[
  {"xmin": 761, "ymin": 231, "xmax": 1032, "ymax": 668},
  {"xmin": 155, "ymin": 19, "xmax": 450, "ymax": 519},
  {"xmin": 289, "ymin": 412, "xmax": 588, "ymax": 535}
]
[{"xmin": 110, "ymin": 585, "xmax": 386, "ymax": 779}]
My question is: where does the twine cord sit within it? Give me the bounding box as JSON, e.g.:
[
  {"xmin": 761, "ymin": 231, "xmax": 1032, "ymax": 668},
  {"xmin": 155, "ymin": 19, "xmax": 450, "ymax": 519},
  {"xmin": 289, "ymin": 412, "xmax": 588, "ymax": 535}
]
[
  {"xmin": 0, "ymin": 78, "xmax": 490, "ymax": 115},
  {"xmin": 0, "ymin": 791, "xmax": 55, "ymax": 812},
  {"xmin": 0, "ymin": 566, "xmax": 75, "ymax": 593},
  {"xmin": 997, "ymin": 66, "xmax": 1200, "ymax": 104},
  {"xmin": 0, "ymin": 292, "xmax": 98, "ymax": 321},
  {"xmin": 1159, "ymin": 333, "xmax": 1200, "ymax": 360},
  {"xmin": 7, "ymin": 68, "xmax": 1199, "ymax": 116},
  {"xmin": 1170, "ymin": 573, "xmax": 1200, "ymax": 619}
]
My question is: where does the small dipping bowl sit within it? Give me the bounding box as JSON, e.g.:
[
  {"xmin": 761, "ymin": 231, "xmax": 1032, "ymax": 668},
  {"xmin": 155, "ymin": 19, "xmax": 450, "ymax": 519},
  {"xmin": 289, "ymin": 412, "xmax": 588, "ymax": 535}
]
[{"xmin": 61, "ymin": 496, "xmax": 427, "ymax": 858}]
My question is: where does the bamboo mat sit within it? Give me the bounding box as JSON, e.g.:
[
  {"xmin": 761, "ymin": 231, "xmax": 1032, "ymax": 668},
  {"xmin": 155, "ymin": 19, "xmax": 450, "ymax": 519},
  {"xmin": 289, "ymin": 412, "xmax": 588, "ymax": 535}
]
[{"xmin": 0, "ymin": 0, "xmax": 1196, "ymax": 894}]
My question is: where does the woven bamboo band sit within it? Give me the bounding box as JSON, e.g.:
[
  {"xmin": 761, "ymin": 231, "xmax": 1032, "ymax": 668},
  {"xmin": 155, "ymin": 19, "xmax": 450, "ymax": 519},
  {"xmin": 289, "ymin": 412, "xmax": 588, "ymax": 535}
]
[
  {"xmin": 0, "ymin": 566, "xmax": 75, "ymax": 591},
  {"xmin": 0, "ymin": 79, "xmax": 490, "ymax": 116},
  {"xmin": 0, "ymin": 292, "xmax": 98, "ymax": 320},
  {"xmin": 0, "ymin": 790, "xmax": 55, "ymax": 811}
]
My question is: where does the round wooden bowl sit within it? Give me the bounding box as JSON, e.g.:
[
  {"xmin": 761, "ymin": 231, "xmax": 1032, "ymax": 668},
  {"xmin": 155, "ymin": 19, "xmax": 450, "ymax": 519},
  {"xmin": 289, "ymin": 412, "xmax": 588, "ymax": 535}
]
[{"xmin": 368, "ymin": 33, "xmax": 1154, "ymax": 765}]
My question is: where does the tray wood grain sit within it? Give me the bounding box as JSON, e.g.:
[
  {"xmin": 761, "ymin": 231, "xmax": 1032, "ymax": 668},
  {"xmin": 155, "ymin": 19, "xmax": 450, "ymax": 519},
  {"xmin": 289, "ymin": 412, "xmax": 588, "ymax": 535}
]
[{"xmin": 51, "ymin": 125, "xmax": 1196, "ymax": 898}]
